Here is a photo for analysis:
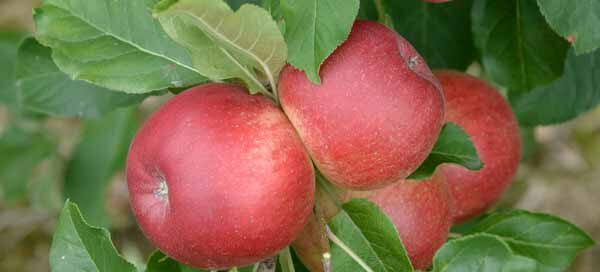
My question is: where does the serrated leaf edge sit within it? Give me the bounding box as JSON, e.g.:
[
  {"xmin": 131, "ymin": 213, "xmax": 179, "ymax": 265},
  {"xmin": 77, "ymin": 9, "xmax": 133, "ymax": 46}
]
[
  {"xmin": 535, "ymin": 0, "xmax": 600, "ymax": 55},
  {"xmin": 33, "ymin": 3, "xmax": 202, "ymax": 81}
]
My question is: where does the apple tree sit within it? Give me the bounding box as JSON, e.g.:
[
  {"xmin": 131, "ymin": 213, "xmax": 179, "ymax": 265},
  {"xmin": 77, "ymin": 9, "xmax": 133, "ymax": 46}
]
[{"xmin": 0, "ymin": 0, "xmax": 598, "ymax": 271}]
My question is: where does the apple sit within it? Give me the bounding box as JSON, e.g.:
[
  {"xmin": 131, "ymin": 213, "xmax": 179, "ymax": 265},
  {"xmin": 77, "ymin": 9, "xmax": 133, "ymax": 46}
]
[
  {"xmin": 126, "ymin": 83, "xmax": 315, "ymax": 269},
  {"xmin": 357, "ymin": 173, "xmax": 451, "ymax": 269},
  {"xmin": 435, "ymin": 70, "xmax": 521, "ymax": 223},
  {"xmin": 292, "ymin": 173, "xmax": 450, "ymax": 271},
  {"xmin": 278, "ymin": 20, "xmax": 445, "ymax": 190}
]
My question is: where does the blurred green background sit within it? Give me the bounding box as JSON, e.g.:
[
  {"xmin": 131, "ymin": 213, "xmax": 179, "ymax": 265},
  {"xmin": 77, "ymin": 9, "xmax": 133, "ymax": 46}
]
[{"xmin": 0, "ymin": 0, "xmax": 598, "ymax": 271}]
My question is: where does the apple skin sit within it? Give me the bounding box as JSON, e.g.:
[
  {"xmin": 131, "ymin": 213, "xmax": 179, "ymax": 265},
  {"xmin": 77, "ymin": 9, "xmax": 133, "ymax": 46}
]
[
  {"xmin": 279, "ymin": 20, "xmax": 445, "ymax": 190},
  {"xmin": 126, "ymin": 83, "xmax": 315, "ymax": 269},
  {"xmin": 435, "ymin": 70, "xmax": 521, "ymax": 223},
  {"xmin": 358, "ymin": 173, "xmax": 451, "ymax": 269}
]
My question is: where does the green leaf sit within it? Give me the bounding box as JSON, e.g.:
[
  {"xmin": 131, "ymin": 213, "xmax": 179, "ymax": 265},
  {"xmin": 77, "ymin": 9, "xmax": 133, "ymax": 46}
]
[
  {"xmin": 472, "ymin": 0, "xmax": 569, "ymax": 95},
  {"xmin": 384, "ymin": 0, "xmax": 475, "ymax": 70},
  {"xmin": 512, "ymin": 48, "xmax": 600, "ymax": 126},
  {"xmin": 236, "ymin": 266, "xmax": 256, "ymax": 272},
  {"xmin": 49, "ymin": 200, "xmax": 137, "ymax": 272},
  {"xmin": 262, "ymin": 0, "xmax": 282, "ymax": 20},
  {"xmin": 465, "ymin": 210, "xmax": 596, "ymax": 271},
  {"xmin": 227, "ymin": 0, "xmax": 261, "ymax": 9},
  {"xmin": 277, "ymin": 247, "xmax": 309, "ymax": 272},
  {"xmin": 278, "ymin": 247, "xmax": 295, "ymax": 272},
  {"xmin": 0, "ymin": 124, "xmax": 55, "ymax": 205},
  {"xmin": 519, "ymin": 126, "xmax": 537, "ymax": 161},
  {"xmin": 537, "ymin": 0, "xmax": 600, "ymax": 55},
  {"xmin": 432, "ymin": 233, "xmax": 538, "ymax": 272},
  {"xmin": 408, "ymin": 122, "xmax": 483, "ymax": 180},
  {"xmin": 280, "ymin": 0, "xmax": 359, "ymax": 83},
  {"xmin": 328, "ymin": 199, "xmax": 413, "ymax": 272},
  {"xmin": 0, "ymin": 31, "xmax": 28, "ymax": 109},
  {"xmin": 154, "ymin": 0, "xmax": 286, "ymax": 97},
  {"xmin": 64, "ymin": 107, "xmax": 139, "ymax": 227},
  {"xmin": 146, "ymin": 251, "xmax": 204, "ymax": 272},
  {"xmin": 357, "ymin": 0, "xmax": 378, "ymax": 21},
  {"xmin": 16, "ymin": 38, "xmax": 149, "ymax": 118},
  {"xmin": 502, "ymin": 255, "xmax": 540, "ymax": 272},
  {"xmin": 34, "ymin": 0, "xmax": 206, "ymax": 94},
  {"xmin": 450, "ymin": 214, "xmax": 492, "ymax": 234}
]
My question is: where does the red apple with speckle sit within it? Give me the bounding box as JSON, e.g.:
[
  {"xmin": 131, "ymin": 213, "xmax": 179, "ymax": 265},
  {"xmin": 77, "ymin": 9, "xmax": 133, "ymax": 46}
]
[
  {"xmin": 278, "ymin": 20, "xmax": 445, "ymax": 191},
  {"xmin": 357, "ymin": 173, "xmax": 452, "ymax": 269},
  {"xmin": 435, "ymin": 70, "xmax": 521, "ymax": 223},
  {"xmin": 126, "ymin": 84, "xmax": 315, "ymax": 269}
]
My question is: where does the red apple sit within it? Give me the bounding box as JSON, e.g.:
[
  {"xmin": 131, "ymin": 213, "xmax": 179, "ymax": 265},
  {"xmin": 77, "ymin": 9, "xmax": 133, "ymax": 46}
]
[
  {"xmin": 278, "ymin": 20, "xmax": 445, "ymax": 190},
  {"xmin": 358, "ymin": 173, "xmax": 452, "ymax": 269},
  {"xmin": 435, "ymin": 70, "xmax": 521, "ymax": 223},
  {"xmin": 126, "ymin": 83, "xmax": 315, "ymax": 269}
]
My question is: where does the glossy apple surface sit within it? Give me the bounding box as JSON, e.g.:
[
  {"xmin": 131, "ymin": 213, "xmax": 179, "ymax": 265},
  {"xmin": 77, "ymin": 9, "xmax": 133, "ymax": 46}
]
[
  {"xmin": 360, "ymin": 173, "xmax": 452, "ymax": 269},
  {"xmin": 436, "ymin": 70, "xmax": 521, "ymax": 223},
  {"xmin": 279, "ymin": 20, "xmax": 445, "ymax": 190},
  {"xmin": 126, "ymin": 83, "xmax": 315, "ymax": 269}
]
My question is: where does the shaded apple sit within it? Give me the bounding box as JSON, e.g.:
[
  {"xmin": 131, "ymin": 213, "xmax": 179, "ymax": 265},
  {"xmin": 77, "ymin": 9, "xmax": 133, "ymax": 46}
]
[
  {"xmin": 126, "ymin": 83, "xmax": 315, "ymax": 269},
  {"xmin": 357, "ymin": 173, "xmax": 452, "ymax": 269},
  {"xmin": 435, "ymin": 70, "xmax": 521, "ymax": 223},
  {"xmin": 279, "ymin": 20, "xmax": 445, "ymax": 190},
  {"xmin": 293, "ymin": 173, "xmax": 451, "ymax": 271}
]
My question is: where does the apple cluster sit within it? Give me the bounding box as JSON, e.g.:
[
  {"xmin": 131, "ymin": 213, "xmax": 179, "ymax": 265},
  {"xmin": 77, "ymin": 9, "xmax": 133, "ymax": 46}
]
[{"xmin": 126, "ymin": 20, "xmax": 520, "ymax": 270}]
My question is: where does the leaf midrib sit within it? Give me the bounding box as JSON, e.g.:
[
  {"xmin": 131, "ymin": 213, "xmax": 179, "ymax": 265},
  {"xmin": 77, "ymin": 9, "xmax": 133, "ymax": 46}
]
[
  {"xmin": 177, "ymin": 7, "xmax": 275, "ymax": 94},
  {"xmin": 341, "ymin": 211, "xmax": 393, "ymax": 272},
  {"xmin": 45, "ymin": 3, "xmax": 200, "ymax": 76}
]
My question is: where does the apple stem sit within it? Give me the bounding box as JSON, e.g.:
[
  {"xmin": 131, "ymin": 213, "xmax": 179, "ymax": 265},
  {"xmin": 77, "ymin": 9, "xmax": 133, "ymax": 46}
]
[
  {"xmin": 258, "ymin": 87, "xmax": 277, "ymax": 102},
  {"xmin": 325, "ymin": 226, "xmax": 374, "ymax": 272},
  {"xmin": 271, "ymin": 85, "xmax": 280, "ymax": 105}
]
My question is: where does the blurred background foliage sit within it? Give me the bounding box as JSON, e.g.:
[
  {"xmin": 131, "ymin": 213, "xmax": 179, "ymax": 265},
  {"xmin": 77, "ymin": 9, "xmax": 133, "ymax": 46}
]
[{"xmin": 0, "ymin": 0, "xmax": 598, "ymax": 271}]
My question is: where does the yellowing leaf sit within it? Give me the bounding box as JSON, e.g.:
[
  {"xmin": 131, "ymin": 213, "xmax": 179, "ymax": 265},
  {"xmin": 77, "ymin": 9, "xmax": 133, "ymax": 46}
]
[{"xmin": 154, "ymin": 0, "xmax": 287, "ymax": 98}]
